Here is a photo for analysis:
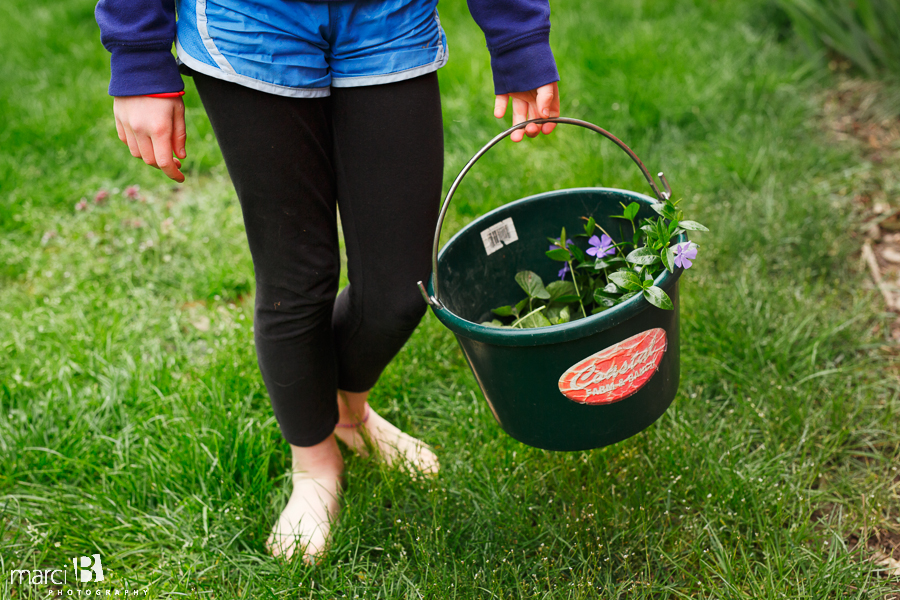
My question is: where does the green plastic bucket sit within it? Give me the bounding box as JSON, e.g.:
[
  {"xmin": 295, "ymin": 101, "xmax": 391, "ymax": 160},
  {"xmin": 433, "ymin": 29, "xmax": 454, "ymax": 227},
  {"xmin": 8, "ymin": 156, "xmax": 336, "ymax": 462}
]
[{"xmin": 418, "ymin": 118, "xmax": 688, "ymax": 451}]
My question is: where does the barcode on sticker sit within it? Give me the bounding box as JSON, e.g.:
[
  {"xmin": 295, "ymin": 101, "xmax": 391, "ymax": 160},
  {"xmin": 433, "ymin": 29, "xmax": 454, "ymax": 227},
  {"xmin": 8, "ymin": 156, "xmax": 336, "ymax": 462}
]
[{"xmin": 480, "ymin": 217, "xmax": 519, "ymax": 255}]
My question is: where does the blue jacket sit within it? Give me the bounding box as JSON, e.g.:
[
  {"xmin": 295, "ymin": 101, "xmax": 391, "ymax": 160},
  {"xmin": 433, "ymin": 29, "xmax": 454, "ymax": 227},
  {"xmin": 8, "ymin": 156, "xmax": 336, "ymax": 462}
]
[{"xmin": 95, "ymin": 0, "xmax": 560, "ymax": 97}]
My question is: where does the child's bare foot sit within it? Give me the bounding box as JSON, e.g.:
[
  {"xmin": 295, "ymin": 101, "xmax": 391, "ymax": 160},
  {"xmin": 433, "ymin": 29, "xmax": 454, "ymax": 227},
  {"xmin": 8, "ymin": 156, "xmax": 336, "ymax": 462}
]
[
  {"xmin": 266, "ymin": 436, "xmax": 343, "ymax": 563},
  {"xmin": 334, "ymin": 391, "xmax": 439, "ymax": 476}
]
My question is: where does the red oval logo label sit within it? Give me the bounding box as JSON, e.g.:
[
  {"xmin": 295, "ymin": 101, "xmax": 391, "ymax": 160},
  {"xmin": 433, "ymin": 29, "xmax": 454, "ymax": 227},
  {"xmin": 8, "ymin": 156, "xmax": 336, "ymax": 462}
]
[{"xmin": 558, "ymin": 328, "xmax": 667, "ymax": 405}]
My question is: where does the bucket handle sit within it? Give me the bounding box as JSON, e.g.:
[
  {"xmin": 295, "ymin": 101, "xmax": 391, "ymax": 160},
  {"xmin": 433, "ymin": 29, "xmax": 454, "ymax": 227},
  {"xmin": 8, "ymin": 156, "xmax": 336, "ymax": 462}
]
[{"xmin": 418, "ymin": 116, "xmax": 672, "ymax": 309}]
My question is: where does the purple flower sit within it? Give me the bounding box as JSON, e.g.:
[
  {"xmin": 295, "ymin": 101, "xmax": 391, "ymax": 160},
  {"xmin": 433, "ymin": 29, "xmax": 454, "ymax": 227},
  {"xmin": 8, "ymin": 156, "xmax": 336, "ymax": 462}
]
[
  {"xmin": 586, "ymin": 234, "xmax": 615, "ymax": 258},
  {"xmin": 550, "ymin": 238, "xmax": 574, "ymax": 279},
  {"xmin": 674, "ymin": 242, "xmax": 698, "ymax": 269},
  {"xmin": 124, "ymin": 185, "xmax": 141, "ymax": 200}
]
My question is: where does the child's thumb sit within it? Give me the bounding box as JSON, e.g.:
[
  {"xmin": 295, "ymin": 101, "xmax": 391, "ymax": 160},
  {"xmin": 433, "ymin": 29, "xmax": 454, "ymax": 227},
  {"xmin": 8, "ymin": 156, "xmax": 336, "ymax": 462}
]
[{"xmin": 536, "ymin": 84, "xmax": 556, "ymax": 118}]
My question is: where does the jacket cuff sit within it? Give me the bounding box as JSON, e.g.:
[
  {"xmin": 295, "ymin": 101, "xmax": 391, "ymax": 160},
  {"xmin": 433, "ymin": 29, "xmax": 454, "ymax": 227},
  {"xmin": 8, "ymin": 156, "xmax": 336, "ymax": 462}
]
[
  {"xmin": 108, "ymin": 45, "xmax": 184, "ymax": 97},
  {"xmin": 489, "ymin": 30, "xmax": 560, "ymax": 95}
]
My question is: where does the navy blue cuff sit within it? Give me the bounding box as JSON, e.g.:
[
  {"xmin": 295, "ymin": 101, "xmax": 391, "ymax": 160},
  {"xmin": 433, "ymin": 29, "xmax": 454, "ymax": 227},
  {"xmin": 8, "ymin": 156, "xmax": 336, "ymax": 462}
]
[
  {"xmin": 489, "ymin": 30, "xmax": 559, "ymax": 95},
  {"xmin": 108, "ymin": 45, "xmax": 184, "ymax": 97}
]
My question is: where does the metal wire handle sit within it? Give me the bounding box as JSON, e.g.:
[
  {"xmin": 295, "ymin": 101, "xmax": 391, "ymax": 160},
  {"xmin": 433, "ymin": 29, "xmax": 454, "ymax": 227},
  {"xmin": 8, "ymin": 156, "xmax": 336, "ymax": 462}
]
[{"xmin": 418, "ymin": 117, "xmax": 673, "ymax": 309}]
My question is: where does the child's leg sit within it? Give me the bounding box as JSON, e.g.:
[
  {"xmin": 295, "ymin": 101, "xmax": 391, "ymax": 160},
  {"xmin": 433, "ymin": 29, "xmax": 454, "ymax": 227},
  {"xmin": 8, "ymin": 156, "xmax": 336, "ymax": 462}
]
[
  {"xmin": 192, "ymin": 72, "xmax": 343, "ymax": 560},
  {"xmin": 193, "ymin": 72, "xmax": 341, "ymax": 448},
  {"xmin": 328, "ymin": 73, "xmax": 443, "ymax": 471}
]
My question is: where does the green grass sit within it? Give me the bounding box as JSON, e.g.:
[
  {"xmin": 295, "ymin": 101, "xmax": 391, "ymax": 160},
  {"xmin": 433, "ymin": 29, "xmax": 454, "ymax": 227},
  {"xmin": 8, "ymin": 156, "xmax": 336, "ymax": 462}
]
[
  {"xmin": 776, "ymin": 0, "xmax": 900, "ymax": 80},
  {"xmin": 2, "ymin": 0, "xmax": 900, "ymax": 597}
]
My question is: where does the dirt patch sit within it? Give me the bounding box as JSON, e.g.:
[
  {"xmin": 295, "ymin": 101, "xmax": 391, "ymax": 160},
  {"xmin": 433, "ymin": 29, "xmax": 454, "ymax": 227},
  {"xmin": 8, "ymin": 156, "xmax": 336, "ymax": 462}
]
[
  {"xmin": 823, "ymin": 78, "xmax": 900, "ymax": 162},
  {"xmin": 848, "ymin": 528, "xmax": 900, "ymax": 588},
  {"xmin": 823, "ymin": 78, "xmax": 900, "ymax": 341}
]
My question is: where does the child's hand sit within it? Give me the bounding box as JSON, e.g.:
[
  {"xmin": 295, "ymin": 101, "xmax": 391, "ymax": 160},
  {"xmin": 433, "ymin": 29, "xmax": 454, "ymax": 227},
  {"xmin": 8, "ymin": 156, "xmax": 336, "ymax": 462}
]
[
  {"xmin": 113, "ymin": 96, "xmax": 187, "ymax": 182},
  {"xmin": 494, "ymin": 82, "xmax": 560, "ymax": 143}
]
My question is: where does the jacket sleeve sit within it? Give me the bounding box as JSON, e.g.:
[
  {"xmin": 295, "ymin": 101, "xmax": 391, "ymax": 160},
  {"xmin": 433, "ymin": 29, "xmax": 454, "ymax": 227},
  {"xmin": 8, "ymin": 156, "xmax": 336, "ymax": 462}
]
[
  {"xmin": 95, "ymin": 0, "xmax": 183, "ymax": 97},
  {"xmin": 466, "ymin": 0, "xmax": 560, "ymax": 95}
]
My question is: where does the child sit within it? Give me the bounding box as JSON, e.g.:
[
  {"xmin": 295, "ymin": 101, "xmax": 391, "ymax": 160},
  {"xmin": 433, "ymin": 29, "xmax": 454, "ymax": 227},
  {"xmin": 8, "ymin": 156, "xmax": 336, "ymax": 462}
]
[{"xmin": 95, "ymin": 0, "xmax": 560, "ymax": 562}]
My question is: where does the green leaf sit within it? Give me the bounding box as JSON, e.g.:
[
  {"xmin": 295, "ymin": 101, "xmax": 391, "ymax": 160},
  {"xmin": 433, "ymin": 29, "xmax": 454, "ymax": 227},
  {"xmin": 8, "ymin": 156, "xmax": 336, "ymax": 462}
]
[
  {"xmin": 603, "ymin": 282, "xmax": 621, "ymax": 294},
  {"xmin": 643, "ymin": 286, "xmax": 674, "ymax": 310},
  {"xmin": 609, "ymin": 270, "xmax": 642, "ymax": 291},
  {"xmin": 544, "ymin": 303, "xmax": 563, "ymax": 323},
  {"xmin": 620, "ymin": 291, "xmax": 639, "ymax": 302},
  {"xmin": 554, "ymin": 295, "xmax": 581, "ymax": 304},
  {"xmin": 650, "ymin": 203, "xmax": 666, "ymax": 216},
  {"xmin": 593, "ymin": 288, "xmax": 618, "ymax": 303},
  {"xmin": 679, "ymin": 220, "xmax": 709, "ymax": 232},
  {"xmin": 624, "ymin": 202, "xmax": 640, "ymax": 221},
  {"xmin": 661, "ymin": 247, "xmax": 675, "ymax": 272},
  {"xmin": 583, "ymin": 216, "xmax": 596, "ymax": 236},
  {"xmin": 481, "ymin": 319, "xmax": 505, "ymax": 328},
  {"xmin": 596, "ymin": 297, "xmax": 616, "ymax": 309},
  {"xmin": 546, "ymin": 280, "xmax": 576, "ymax": 301},
  {"xmin": 515, "ymin": 271, "xmax": 551, "ymax": 299},
  {"xmin": 570, "ymin": 244, "xmax": 588, "ymax": 263},
  {"xmin": 514, "ymin": 298, "xmax": 529, "ymax": 316},
  {"xmin": 491, "ymin": 305, "xmax": 514, "ymax": 317},
  {"xmin": 626, "ymin": 247, "xmax": 661, "ymax": 265},
  {"xmin": 545, "ymin": 303, "xmax": 572, "ymax": 325},
  {"xmin": 518, "ymin": 310, "xmax": 553, "ymax": 329},
  {"xmin": 545, "ymin": 248, "xmax": 572, "ymax": 262}
]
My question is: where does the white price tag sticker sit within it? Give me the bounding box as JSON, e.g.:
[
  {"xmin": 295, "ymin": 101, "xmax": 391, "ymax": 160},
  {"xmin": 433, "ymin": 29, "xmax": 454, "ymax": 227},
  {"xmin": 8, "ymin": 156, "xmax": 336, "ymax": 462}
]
[{"xmin": 480, "ymin": 217, "xmax": 518, "ymax": 256}]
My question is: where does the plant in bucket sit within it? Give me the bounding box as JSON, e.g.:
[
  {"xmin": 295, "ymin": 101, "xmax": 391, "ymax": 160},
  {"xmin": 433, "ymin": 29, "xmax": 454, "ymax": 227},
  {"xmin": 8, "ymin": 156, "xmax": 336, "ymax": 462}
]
[{"xmin": 418, "ymin": 118, "xmax": 707, "ymax": 451}]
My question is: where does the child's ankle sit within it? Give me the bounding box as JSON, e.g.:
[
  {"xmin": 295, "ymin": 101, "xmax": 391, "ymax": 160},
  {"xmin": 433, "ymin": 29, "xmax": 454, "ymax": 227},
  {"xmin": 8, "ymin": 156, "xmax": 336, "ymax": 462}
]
[{"xmin": 289, "ymin": 435, "xmax": 344, "ymax": 478}]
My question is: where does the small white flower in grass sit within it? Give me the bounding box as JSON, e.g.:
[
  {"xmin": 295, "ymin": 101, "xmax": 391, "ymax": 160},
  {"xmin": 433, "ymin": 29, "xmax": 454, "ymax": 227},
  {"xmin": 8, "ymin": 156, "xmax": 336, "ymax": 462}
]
[{"xmin": 707, "ymin": 493, "xmax": 712, "ymax": 498}]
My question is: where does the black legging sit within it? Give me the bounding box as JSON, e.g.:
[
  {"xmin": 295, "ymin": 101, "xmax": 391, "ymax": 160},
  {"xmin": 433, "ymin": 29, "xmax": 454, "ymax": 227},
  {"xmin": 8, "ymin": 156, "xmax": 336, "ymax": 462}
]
[{"xmin": 192, "ymin": 71, "xmax": 443, "ymax": 447}]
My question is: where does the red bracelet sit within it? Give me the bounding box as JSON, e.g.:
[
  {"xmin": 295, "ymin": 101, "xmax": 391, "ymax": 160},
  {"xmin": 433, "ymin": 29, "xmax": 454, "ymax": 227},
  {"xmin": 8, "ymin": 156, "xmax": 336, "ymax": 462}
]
[{"xmin": 143, "ymin": 91, "xmax": 185, "ymax": 98}]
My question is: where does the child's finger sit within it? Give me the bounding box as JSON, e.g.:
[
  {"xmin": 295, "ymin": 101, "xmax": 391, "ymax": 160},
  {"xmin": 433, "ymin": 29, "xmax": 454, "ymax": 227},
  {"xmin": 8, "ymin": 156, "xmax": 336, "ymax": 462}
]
[
  {"xmin": 173, "ymin": 100, "xmax": 187, "ymax": 159},
  {"xmin": 536, "ymin": 83, "xmax": 559, "ymax": 135},
  {"xmin": 535, "ymin": 84, "xmax": 555, "ymax": 119},
  {"xmin": 494, "ymin": 95, "xmax": 508, "ymax": 119},
  {"xmin": 510, "ymin": 97, "xmax": 529, "ymax": 142},
  {"xmin": 123, "ymin": 125, "xmax": 141, "ymax": 159},
  {"xmin": 115, "ymin": 117, "xmax": 127, "ymax": 145},
  {"xmin": 137, "ymin": 134, "xmax": 157, "ymax": 168},
  {"xmin": 524, "ymin": 103, "xmax": 540, "ymax": 138},
  {"xmin": 152, "ymin": 135, "xmax": 185, "ymax": 183}
]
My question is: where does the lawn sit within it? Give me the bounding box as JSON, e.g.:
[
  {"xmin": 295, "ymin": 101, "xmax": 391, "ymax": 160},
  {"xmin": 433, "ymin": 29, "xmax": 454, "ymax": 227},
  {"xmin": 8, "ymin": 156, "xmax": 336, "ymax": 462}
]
[{"xmin": 2, "ymin": 0, "xmax": 899, "ymax": 597}]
